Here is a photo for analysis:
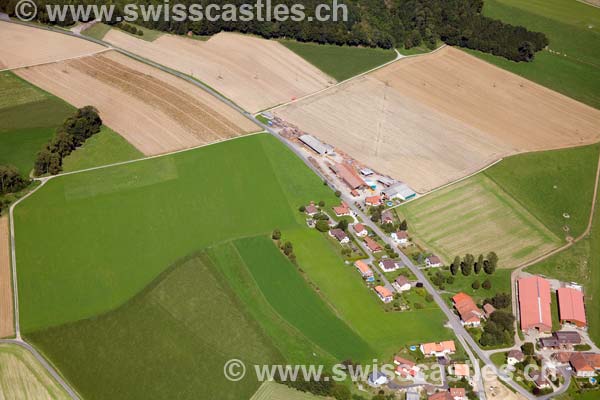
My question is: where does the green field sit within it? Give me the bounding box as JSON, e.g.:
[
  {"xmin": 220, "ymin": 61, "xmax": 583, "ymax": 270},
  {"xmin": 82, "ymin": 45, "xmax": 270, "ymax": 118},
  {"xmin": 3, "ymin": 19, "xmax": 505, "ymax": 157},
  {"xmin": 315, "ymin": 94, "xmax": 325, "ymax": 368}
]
[
  {"xmin": 28, "ymin": 253, "xmax": 283, "ymax": 400},
  {"xmin": 61, "ymin": 126, "xmax": 143, "ymax": 172},
  {"xmin": 484, "ymin": 144, "xmax": 600, "ymax": 239},
  {"xmin": 250, "ymin": 382, "xmax": 327, "ymax": 400},
  {"xmin": 0, "ymin": 72, "xmax": 74, "ymax": 175},
  {"xmin": 433, "ymin": 269, "xmax": 512, "ymax": 304},
  {"xmin": 81, "ymin": 22, "xmax": 111, "ymax": 40},
  {"xmin": 279, "ymin": 40, "xmax": 397, "ymax": 81},
  {"xmin": 397, "ymin": 174, "xmax": 561, "ymax": 269},
  {"xmin": 0, "ymin": 344, "xmax": 69, "ymax": 399},
  {"xmin": 470, "ymin": 0, "xmax": 600, "ymax": 109}
]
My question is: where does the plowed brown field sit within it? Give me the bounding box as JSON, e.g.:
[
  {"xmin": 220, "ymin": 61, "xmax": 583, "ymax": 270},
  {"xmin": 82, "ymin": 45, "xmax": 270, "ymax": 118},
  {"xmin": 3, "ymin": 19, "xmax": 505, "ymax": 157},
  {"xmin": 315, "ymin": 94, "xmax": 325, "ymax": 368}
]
[
  {"xmin": 0, "ymin": 217, "xmax": 14, "ymax": 339},
  {"xmin": 104, "ymin": 30, "xmax": 334, "ymax": 113},
  {"xmin": 15, "ymin": 51, "xmax": 258, "ymax": 155},
  {"xmin": 0, "ymin": 21, "xmax": 105, "ymax": 70},
  {"xmin": 274, "ymin": 47, "xmax": 600, "ymax": 192}
]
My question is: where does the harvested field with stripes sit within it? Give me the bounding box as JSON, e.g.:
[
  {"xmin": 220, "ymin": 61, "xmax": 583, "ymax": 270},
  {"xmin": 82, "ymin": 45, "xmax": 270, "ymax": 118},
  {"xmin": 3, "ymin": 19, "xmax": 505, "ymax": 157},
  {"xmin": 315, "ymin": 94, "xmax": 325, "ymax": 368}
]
[
  {"xmin": 274, "ymin": 46, "xmax": 600, "ymax": 193},
  {"xmin": 0, "ymin": 21, "xmax": 104, "ymax": 70},
  {"xmin": 396, "ymin": 175, "xmax": 561, "ymax": 269},
  {"xmin": 15, "ymin": 51, "xmax": 258, "ymax": 155},
  {"xmin": 0, "ymin": 217, "xmax": 13, "ymax": 338},
  {"xmin": 104, "ymin": 30, "xmax": 334, "ymax": 113}
]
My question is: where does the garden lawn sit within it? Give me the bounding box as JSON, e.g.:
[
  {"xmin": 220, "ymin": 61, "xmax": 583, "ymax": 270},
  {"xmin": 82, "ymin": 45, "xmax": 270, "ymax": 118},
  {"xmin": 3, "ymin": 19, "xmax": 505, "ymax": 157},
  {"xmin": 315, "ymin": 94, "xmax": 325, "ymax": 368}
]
[
  {"xmin": 233, "ymin": 236, "xmax": 373, "ymax": 361},
  {"xmin": 27, "ymin": 253, "xmax": 283, "ymax": 400},
  {"xmin": 279, "ymin": 40, "xmax": 396, "ymax": 81},
  {"xmin": 14, "ymin": 133, "xmax": 338, "ymax": 332},
  {"xmin": 0, "ymin": 72, "xmax": 73, "ymax": 175},
  {"xmin": 61, "ymin": 126, "xmax": 143, "ymax": 172},
  {"xmin": 471, "ymin": 0, "xmax": 600, "ymax": 109},
  {"xmin": 484, "ymin": 142, "xmax": 600, "ymax": 239},
  {"xmin": 431, "ymin": 269, "xmax": 512, "ymax": 304}
]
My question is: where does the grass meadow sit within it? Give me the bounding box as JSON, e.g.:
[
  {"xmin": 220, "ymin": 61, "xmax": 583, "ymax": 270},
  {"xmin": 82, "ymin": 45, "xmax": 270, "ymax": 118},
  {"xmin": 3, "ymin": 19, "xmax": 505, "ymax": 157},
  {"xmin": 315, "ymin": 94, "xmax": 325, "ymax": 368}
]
[
  {"xmin": 470, "ymin": 0, "xmax": 600, "ymax": 109},
  {"xmin": 279, "ymin": 40, "xmax": 397, "ymax": 81},
  {"xmin": 484, "ymin": 143, "xmax": 600, "ymax": 239},
  {"xmin": 0, "ymin": 72, "xmax": 74, "ymax": 175},
  {"xmin": 250, "ymin": 382, "xmax": 328, "ymax": 400},
  {"xmin": 397, "ymin": 174, "xmax": 561, "ymax": 269},
  {"xmin": 81, "ymin": 22, "xmax": 111, "ymax": 40}
]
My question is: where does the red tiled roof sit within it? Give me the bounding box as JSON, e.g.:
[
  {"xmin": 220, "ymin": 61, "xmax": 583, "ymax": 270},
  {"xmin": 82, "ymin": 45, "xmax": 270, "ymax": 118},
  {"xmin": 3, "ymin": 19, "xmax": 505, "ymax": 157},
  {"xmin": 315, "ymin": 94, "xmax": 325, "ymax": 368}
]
[
  {"xmin": 422, "ymin": 341, "xmax": 456, "ymax": 354},
  {"xmin": 332, "ymin": 163, "xmax": 365, "ymax": 189},
  {"xmin": 557, "ymin": 287, "xmax": 587, "ymax": 326},
  {"xmin": 453, "ymin": 364, "xmax": 470, "ymax": 376},
  {"xmin": 375, "ymin": 285, "xmax": 393, "ymax": 298},
  {"xmin": 394, "ymin": 356, "xmax": 415, "ymax": 367},
  {"xmin": 395, "ymin": 230, "xmax": 408, "ymax": 239},
  {"xmin": 353, "ymin": 223, "xmax": 366, "ymax": 232},
  {"xmin": 365, "ymin": 195, "xmax": 382, "ymax": 205},
  {"xmin": 355, "ymin": 260, "xmax": 372, "ymax": 276},
  {"xmin": 396, "ymin": 275, "xmax": 410, "ymax": 286},
  {"xmin": 364, "ymin": 237, "xmax": 382, "ymax": 252},
  {"xmin": 518, "ymin": 276, "xmax": 552, "ymax": 332},
  {"xmin": 570, "ymin": 353, "xmax": 600, "ymax": 372},
  {"xmin": 429, "ymin": 392, "xmax": 452, "ymax": 400},
  {"xmin": 449, "ymin": 388, "xmax": 466, "ymax": 398},
  {"xmin": 452, "ymin": 292, "xmax": 482, "ymax": 324}
]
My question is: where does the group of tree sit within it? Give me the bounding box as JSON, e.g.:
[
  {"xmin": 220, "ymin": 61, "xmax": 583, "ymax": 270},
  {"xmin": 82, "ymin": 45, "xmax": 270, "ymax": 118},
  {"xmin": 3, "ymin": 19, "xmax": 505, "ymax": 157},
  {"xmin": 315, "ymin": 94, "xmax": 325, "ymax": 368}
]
[
  {"xmin": 275, "ymin": 371, "xmax": 351, "ymax": 400},
  {"xmin": 450, "ymin": 252, "xmax": 498, "ymax": 276},
  {"xmin": 381, "ymin": 217, "xmax": 407, "ymax": 234},
  {"xmin": 33, "ymin": 106, "xmax": 102, "ymax": 176},
  {"xmin": 117, "ymin": 22, "xmax": 144, "ymax": 36},
  {"xmin": 273, "ymin": 229, "xmax": 297, "ymax": 263},
  {"xmin": 479, "ymin": 309, "xmax": 515, "ymax": 347},
  {"xmin": 0, "ymin": 0, "xmax": 549, "ymax": 62},
  {"xmin": 0, "ymin": 165, "xmax": 30, "ymax": 196},
  {"xmin": 484, "ymin": 292, "xmax": 511, "ymax": 310}
]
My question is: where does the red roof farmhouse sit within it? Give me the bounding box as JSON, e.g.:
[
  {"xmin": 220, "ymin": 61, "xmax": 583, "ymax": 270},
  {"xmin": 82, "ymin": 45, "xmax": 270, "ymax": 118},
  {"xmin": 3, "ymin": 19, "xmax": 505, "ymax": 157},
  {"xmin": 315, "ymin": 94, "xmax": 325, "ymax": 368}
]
[
  {"xmin": 557, "ymin": 287, "xmax": 587, "ymax": 327},
  {"xmin": 517, "ymin": 276, "xmax": 552, "ymax": 333},
  {"xmin": 452, "ymin": 292, "xmax": 483, "ymax": 327}
]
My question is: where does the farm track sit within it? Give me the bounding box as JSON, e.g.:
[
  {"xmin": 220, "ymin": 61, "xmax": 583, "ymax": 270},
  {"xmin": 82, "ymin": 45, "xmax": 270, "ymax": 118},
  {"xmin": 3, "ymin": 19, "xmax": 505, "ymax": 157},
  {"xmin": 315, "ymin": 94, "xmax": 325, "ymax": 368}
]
[{"xmin": 0, "ymin": 217, "xmax": 14, "ymax": 339}]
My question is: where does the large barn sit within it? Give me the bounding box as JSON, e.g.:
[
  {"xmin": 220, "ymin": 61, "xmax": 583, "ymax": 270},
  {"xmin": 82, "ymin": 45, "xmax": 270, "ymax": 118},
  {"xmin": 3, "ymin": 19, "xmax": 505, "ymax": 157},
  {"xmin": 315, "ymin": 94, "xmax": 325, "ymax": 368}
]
[
  {"xmin": 517, "ymin": 276, "xmax": 552, "ymax": 333},
  {"xmin": 557, "ymin": 287, "xmax": 587, "ymax": 327}
]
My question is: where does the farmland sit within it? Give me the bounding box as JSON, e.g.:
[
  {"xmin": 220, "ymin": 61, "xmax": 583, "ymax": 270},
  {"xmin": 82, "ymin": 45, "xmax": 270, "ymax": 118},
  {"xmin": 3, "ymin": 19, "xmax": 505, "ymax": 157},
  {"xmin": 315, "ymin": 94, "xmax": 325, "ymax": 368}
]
[
  {"xmin": 473, "ymin": 0, "xmax": 600, "ymax": 109},
  {"xmin": 15, "ymin": 51, "xmax": 258, "ymax": 155},
  {"xmin": 484, "ymin": 144, "xmax": 600, "ymax": 239},
  {"xmin": 61, "ymin": 126, "xmax": 143, "ymax": 172},
  {"xmin": 0, "ymin": 71, "xmax": 74, "ymax": 175},
  {"xmin": 0, "ymin": 22, "xmax": 105, "ymax": 70},
  {"xmin": 250, "ymin": 382, "xmax": 327, "ymax": 400},
  {"xmin": 0, "ymin": 343, "xmax": 69, "ymax": 399},
  {"xmin": 0, "ymin": 217, "xmax": 13, "ymax": 338},
  {"xmin": 103, "ymin": 30, "xmax": 334, "ymax": 112},
  {"xmin": 397, "ymin": 174, "xmax": 561, "ymax": 269},
  {"xmin": 274, "ymin": 46, "xmax": 600, "ymax": 192},
  {"xmin": 279, "ymin": 39, "xmax": 397, "ymax": 81}
]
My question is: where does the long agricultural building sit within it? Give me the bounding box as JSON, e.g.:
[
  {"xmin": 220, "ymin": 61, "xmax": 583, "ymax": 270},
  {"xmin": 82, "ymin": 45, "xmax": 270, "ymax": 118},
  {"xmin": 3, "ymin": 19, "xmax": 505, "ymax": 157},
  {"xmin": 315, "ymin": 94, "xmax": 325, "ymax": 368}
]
[
  {"xmin": 557, "ymin": 287, "xmax": 587, "ymax": 327},
  {"xmin": 518, "ymin": 276, "xmax": 552, "ymax": 333}
]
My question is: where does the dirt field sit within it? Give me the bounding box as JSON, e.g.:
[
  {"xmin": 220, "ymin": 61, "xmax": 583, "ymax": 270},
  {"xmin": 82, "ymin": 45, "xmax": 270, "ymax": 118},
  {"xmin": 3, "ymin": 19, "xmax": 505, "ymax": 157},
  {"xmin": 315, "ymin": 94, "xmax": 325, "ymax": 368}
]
[
  {"xmin": 15, "ymin": 51, "xmax": 258, "ymax": 155},
  {"xmin": 484, "ymin": 374, "xmax": 527, "ymax": 400},
  {"xmin": 0, "ymin": 343, "xmax": 70, "ymax": 399},
  {"xmin": 104, "ymin": 30, "xmax": 334, "ymax": 113},
  {"xmin": 0, "ymin": 217, "xmax": 13, "ymax": 339},
  {"xmin": 397, "ymin": 175, "xmax": 561, "ymax": 269},
  {"xmin": 274, "ymin": 46, "xmax": 600, "ymax": 192},
  {"xmin": 0, "ymin": 21, "xmax": 105, "ymax": 70}
]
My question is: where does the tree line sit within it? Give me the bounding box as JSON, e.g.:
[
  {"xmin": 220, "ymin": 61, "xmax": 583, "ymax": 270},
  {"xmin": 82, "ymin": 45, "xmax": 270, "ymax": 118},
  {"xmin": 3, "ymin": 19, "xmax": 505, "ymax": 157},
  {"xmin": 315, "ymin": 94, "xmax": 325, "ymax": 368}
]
[
  {"xmin": 0, "ymin": 165, "xmax": 31, "ymax": 216},
  {"xmin": 33, "ymin": 106, "xmax": 102, "ymax": 176},
  {"xmin": 450, "ymin": 252, "xmax": 498, "ymax": 276},
  {"xmin": 0, "ymin": 0, "xmax": 549, "ymax": 62}
]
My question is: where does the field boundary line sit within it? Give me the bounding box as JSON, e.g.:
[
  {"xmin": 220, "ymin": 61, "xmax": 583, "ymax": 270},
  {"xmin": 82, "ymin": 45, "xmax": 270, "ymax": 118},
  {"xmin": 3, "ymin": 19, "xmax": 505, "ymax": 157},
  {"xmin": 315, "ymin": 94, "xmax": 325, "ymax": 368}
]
[
  {"xmin": 0, "ymin": 48, "xmax": 113, "ymax": 73},
  {"xmin": 265, "ymin": 44, "xmax": 447, "ymax": 113}
]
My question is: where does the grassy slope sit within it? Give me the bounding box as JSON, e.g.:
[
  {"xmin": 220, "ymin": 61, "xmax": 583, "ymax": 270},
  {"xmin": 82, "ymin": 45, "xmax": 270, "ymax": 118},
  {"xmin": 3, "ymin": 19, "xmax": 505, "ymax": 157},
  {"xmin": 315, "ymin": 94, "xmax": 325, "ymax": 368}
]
[
  {"xmin": 28, "ymin": 253, "xmax": 283, "ymax": 400},
  {"xmin": 234, "ymin": 236, "xmax": 373, "ymax": 361},
  {"xmin": 279, "ymin": 40, "xmax": 396, "ymax": 81},
  {"xmin": 0, "ymin": 72, "xmax": 74, "ymax": 175},
  {"xmin": 470, "ymin": 0, "xmax": 600, "ymax": 109},
  {"xmin": 61, "ymin": 126, "xmax": 143, "ymax": 172},
  {"xmin": 484, "ymin": 144, "xmax": 600, "ymax": 239},
  {"xmin": 0, "ymin": 344, "xmax": 70, "ymax": 400}
]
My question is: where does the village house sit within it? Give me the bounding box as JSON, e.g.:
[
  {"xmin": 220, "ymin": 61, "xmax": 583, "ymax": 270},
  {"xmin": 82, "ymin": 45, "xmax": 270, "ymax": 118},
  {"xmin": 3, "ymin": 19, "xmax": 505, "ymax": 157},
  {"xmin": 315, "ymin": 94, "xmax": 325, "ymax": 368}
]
[
  {"xmin": 333, "ymin": 202, "xmax": 351, "ymax": 217},
  {"xmin": 393, "ymin": 275, "xmax": 412, "ymax": 292},
  {"xmin": 426, "ymin": 255, "xmax": 442, "ymax": 268},
  {"xmin": 304, "ymin": 202, "xmax": 319, "ymax": 216},
  {"xmin": 367, "ymin": 371, "xmax": 389, "ymax": 387},
  {"xmin": 364, "ymin": 236, "xmax": 383, "ymax": 252},
  {"xmin": 329, "ymin": 228, "xmax": 350, "ymax": 244},
  {"xmin": 552, "ymin": 352, "xmax": 572, "ymax": 365},
  {"xmin": 452, "ymin": 364, "xmax": 470, "ymax": 377},
  {"xmin": 394, "ymin": 356, "xmax": 420, "ymax": 379},
  {"xmin": 354, "ymin": 260, "xmax": 375, "ymax": 282},
  {"xmin": 528, "ymin": 369, "xmax": 551, "ymax": 389},
  {"xmin": 375, "ymin": 285, "xmax": 394, "ymax": 303},
  {"xmin": 391, "ymin": 230, "xmax": 409, "ymax": 245},
  {"xmin": 449, "ymin": 388, "xmax": 467, "ymax": 400},
  {"xmin": 483, "ymin": 303, "xmax": 496, "ymax": 318},
  {"xmin": 379, "ymin": 258, "xmax": 401, "ymax": 272},
  {"xmin": 507, "ymin": 349, "xmax": 525, "ymax": 365},
  {"xmin": 420, "ymin": 341, "xmax": 456, "ymax": 357},
  {"xmin": 353, "ymin": 223, "xmax": 368, "ymax": 237},
  {"xmin": 539, "ymin": 331, "xmax": 581, "ymax": 350},
  {"xmin": 428, "ymin": 391, "xmax": 452, "ymax": 400},
  {"xmin": 569, "ymin": 353, "xmax": 600, "ymax": 377},
  {"xmin": 365, "ymin": 195, "xmax": 382, "ymax": 207},
  {"xmin": 452, "ymin": 292, "xmax": 484, "ymax": 327},
  {"xmin": 381, "ymin": 211, "xmax": 394, "ymax": 225}
]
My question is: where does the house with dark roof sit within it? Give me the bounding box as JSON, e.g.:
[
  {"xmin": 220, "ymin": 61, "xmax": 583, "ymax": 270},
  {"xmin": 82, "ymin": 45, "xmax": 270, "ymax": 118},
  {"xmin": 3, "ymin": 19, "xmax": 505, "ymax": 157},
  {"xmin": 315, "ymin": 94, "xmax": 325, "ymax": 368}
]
[
  {"xmin": 391, "ymin": 230, "xmax": 409, "ymax": 244},
  {"xmin": 329, "ymin": 229, "xmax": 349, "ymax": 244},
  {"xmin": 393, "ymin": 275, "xmax": 411, "ymax": 292},
  {"xmin": 528, "ymin": 369, "xmax": 550, "ymax": 389},
  {"xmin": 426, "ymin": 255, "xmax": 442, "ymax": 267},
  {"xmin": 539, "ymin": 331, "xmax": 581, "ymax": 349},
  {"xmin": 507, "ymin": 349, "xmax": 524, "ymax": 365},
  {"xmin": 379, "ymin": 258, "xmax": 401, "ymax": 272}
]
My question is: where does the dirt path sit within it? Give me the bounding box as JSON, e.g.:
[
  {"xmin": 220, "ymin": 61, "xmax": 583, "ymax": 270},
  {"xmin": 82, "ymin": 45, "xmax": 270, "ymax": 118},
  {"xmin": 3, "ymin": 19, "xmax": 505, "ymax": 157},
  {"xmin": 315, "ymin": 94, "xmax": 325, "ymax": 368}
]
[{"xmin": 0, "ymin": 216, "xmax": 14, "ymax": 338}]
